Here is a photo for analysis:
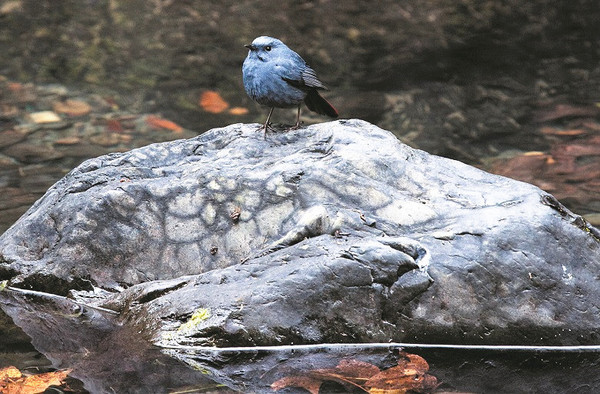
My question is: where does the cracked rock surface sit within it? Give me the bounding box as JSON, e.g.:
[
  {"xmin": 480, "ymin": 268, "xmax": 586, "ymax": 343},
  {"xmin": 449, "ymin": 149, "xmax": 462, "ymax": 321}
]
[{"xmin": 1, "ymin": 119, "xmax": 600, "ymax": 355}]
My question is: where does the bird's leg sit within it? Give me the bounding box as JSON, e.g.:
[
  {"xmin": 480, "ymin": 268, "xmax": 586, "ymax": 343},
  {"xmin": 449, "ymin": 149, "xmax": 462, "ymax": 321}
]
[
  {"xmin": 260, "ymin": 107, "xmax": 275, "ymax": 139},
  {"xmin": 290, "ymin": 105, "xmax": 302, "ymax": 130}
]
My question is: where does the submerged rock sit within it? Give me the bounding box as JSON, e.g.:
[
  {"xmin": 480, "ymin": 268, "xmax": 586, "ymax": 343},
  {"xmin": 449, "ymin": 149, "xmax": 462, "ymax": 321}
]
[{"xmin": 1, "ymin": 120, "xmax": 599, "ymax": 359}]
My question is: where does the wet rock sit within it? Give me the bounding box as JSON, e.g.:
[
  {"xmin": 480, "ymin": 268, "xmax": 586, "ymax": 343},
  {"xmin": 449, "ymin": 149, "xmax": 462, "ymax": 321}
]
[
  {"xmin": 27, "ymin": 111, "xmax": 62, "ymax": 124},
  {"xmin": 0, "ymin": 120, "xmax": 599, "ymax": 360},
  {"xmin": 53, "ymin": 99, "xmax": 92, "ymax": 117}
]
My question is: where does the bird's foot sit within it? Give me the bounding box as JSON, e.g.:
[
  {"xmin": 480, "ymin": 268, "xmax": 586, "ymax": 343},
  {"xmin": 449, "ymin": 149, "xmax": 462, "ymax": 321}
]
[
  {"xmin": 288, "ymin": 121, "xmax": 303, "ymax": 131},
  {"xmin": 257, "ymin": 122, "xmax": 276, "ymax": 132},
  {"xmin": 258, "ymin": 122, "xmax": 277, "ymax": 139}
]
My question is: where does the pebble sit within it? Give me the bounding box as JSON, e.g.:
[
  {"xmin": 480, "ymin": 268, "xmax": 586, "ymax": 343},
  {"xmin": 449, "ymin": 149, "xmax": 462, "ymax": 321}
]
[
  {"xmin": 27, "ymin": 111, "xmax": 61, "ymax": 124},
  {"xmin": 53, "ymin": 99, "xmax": 92, "ymax": 116},
  {"xmin": 90, "ymin": 133, "xmax": 121, "ymax": 147}
]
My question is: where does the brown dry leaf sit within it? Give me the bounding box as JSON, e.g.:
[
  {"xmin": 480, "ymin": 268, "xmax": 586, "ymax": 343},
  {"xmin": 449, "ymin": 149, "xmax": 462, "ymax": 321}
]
[
  {"xmin": 271, "ymin": 359, "xmax": 379, "ymax": 393},
  {"xmin": 54, "ymin": 99, "xmax": 92, "ymax": 116},
  {"xmin": 105, "ymin": 119, "xmax": 124, "ymax": 132},
  {"xmin": 315, "ymin": 358, "xmax": 380, "ymax": 386},
  {"xmin": 1, "ymin": 368, "xmax": 71, "ymax": 394},
  {"xmin": 365, "ymin": 353, "xmax": 437, "ymax": 394},
  {"xmin": 271, "ymin": 375, "xmax": 323, "ymax": 394},
  {"xmin": 199, "ymin": 91, "xmax": 229, "ymax": 113},
  {"xmin": 146, "ymin": 115, "xmax": 183, "ymax": 133},
  {"xmin": 271, "ymin": 354, "xmax": 437, "ymax": 394},
  {"xmin": 228, "ymin": 106, "xmax": 249, "ymax": 115}
]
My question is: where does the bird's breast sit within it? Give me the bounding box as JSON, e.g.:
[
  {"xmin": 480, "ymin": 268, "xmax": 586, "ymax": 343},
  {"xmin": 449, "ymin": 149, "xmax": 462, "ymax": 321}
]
[{"xmin": 243, "ymin": 60, "xmax": 306, "ymax": 107}]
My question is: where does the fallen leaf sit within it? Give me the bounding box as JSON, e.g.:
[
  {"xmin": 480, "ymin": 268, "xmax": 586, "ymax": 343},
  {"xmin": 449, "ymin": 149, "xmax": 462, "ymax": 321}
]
[
  {"xmin": 28, "ymin": 111, "xmax": 61, "ymax": 124},
  {"xmin": 53, "ymin": 99, "xmax": 92, "ymax": 116},
  {"xmin": 315, "ymin": 359, "xmax": 380, "ymax": 385},
  {"xmin": 271, "ymin": 375, "xmax": 323, "ymax": 394},
  {"xmin": 1, "ymin": 368, "xmax": 71, "ymax": 394},
  {"xmin": 365, "ymin": 353, "xmax": 438, "ymax": 393},
  {"xmin": 199, "ymin": 91, "xmax": 229, "ymax": 113},
  {"xmin": 271, "ymin": 354, "xmax": 437, "ymax": 394},
  {"xmin": 0, "ymin": 366, "xmax": 21, "ymax": 380},
  {"xmin": 228, "ymin": 106, "xmax": 249, "ymax": 115},
  {"xmin": 105, "ymin": 119, "xmax": 124, "ymax": 132},
  {"xmin": 146, "ymin": 115, "xmax": 183, "ymax": 132},
  {"xmin": 6, "ymin": 82, "xmax": 23, "ymax": 92},
  {"xmin": 178, "ymin": 308, "xmax": 211, "ymax": 332}
]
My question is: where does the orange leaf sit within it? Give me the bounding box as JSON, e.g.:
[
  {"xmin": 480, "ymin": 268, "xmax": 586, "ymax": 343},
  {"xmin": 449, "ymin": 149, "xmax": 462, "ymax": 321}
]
[
  {"xmin": 228, "ymin": 106, "xmax": 249, "ymax": 115},
  {"xmin": 146, "ymin": 115, "xmax": 183, "ymax": 133},
  {"xmin": 315, "ymin": 359, "xmax": 380, "ymax": 385},
  {"xmin": 1, "ymin": 368, "xmax": 71, "ymax": 394},
  {"xmin": 271, "ymin": 354, "xmax": 437, "ymax": 394},
  {"xmin": 365, "ymin": 353, "xmax": 437, "ymax": 393},
  {"xmin": 199, "ymin": 91, "xmax": 229, "ymax": 113},
  {"xmin": 106, "ymin": 119, "xmax": 124, "ymax": 132},
  {"xmin": 0, "ymin": 366, "xmax": 21, "ymax": 380},
  {"xmin": 271, "ymin": 375, "xmax": 323, "ymax": 394},
  {"xmin": 7, "ymin": 82, "xmax": 23, "ymax": 92}
]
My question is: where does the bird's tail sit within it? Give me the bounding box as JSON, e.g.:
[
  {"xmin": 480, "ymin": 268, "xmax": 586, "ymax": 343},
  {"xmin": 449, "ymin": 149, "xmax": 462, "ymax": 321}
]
[{"xmin": 304, "ymin": 90, "xmax": 338, "ymax": 118}]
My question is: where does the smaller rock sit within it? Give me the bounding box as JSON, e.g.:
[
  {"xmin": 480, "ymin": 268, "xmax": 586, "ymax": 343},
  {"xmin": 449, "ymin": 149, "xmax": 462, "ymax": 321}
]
[
  {"xmin": 27, "ymin": 111, "xmax": 61, "ymax": 124},
  {"xmin": 53, "ymin": 99, "xmax": 92, "ymax": 117},
  {"xmin": 90, "ymin": 132, "xmax": 121, "ymax": 147}
]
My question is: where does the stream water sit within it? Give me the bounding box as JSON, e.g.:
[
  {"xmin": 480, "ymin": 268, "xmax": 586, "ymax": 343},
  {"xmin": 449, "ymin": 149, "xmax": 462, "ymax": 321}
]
[{"xmin": 1, "ymin": 1, "xmax": 600, "ymax": 392}]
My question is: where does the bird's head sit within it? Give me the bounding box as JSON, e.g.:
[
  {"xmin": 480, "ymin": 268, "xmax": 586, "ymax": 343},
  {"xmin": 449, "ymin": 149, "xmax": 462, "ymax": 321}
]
[{"xmin": 244, "ymin": 36, "xmax": 287, "ymax": 62}]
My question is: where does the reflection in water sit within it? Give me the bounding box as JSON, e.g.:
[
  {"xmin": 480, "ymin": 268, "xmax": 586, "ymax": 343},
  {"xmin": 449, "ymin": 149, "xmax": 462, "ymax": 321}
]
[
  {"xmin": 1, "ymin": 284, "xmax": 599, "ymax": 394},
  {"xmin": 156, "ymin": 342, "xmax": 600, "ymax": 393},
  {"xmin": 0, "ymin": 287, "xmax": 226, "ymax": 393}
]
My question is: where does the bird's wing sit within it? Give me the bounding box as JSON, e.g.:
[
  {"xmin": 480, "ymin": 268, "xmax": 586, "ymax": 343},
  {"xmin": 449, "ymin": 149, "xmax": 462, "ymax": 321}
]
[
  {"xmin": 300, "ymin": 66, "xmax": 327, "ymax": 90},
  {"xmin": 276, "ymin": 54, "xmax": 327, "ymax": 90}
]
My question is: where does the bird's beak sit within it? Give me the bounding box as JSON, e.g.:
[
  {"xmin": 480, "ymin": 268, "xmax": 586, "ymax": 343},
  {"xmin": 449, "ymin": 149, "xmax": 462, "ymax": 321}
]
[{"xmin": 245, "ymin": 44, "xmax": 257, "ymax": 50}]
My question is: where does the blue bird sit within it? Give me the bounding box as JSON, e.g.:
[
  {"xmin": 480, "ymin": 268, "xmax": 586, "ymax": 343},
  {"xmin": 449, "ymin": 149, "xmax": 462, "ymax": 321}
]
[{"xmin": 242, "ymin": 36, "xmax": 338, "ymax": 135}]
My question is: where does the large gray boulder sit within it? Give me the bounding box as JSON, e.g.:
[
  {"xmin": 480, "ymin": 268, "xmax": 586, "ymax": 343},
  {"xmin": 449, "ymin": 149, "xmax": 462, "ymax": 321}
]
[{"xmin": 1, "ymin": 119, "xmax": 599, "ymax": 357}]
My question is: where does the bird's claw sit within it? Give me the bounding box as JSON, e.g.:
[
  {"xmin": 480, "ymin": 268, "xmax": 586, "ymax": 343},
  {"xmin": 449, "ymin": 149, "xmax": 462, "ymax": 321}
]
[{"xmin": 288, "ymin": 121, "xmax": 303, "ymax": 131}]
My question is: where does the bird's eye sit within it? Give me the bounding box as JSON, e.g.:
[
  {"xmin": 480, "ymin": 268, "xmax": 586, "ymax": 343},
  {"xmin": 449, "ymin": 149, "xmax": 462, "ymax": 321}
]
[{"xmin": 265, "ymin": 46, "xmax": 272, "ymax": 51}]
